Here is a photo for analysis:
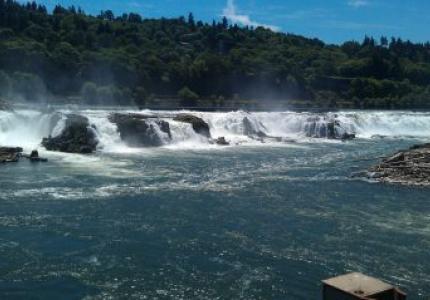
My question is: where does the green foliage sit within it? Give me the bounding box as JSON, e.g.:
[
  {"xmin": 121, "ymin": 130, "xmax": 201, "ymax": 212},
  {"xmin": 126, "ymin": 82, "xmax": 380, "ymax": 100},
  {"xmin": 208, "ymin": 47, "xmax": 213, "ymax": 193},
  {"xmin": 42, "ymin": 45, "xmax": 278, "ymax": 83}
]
[
  {"xmin": 178, "ymin": 86, "xmax": 199, "ymax": 107},
  {"xmin": 0, "ymin": 0, "xmax": 429, "ymax": 108}
]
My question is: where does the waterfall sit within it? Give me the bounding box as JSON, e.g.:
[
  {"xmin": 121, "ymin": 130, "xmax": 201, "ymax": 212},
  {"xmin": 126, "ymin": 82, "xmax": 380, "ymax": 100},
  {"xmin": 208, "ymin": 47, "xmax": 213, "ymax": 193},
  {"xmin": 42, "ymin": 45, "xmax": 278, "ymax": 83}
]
[
  {"xmin": 0, "ymin": 110, "xmax": 59, "ymax": 150},
  {"xmin": 2, "ymin": 109, "xmax": 430, "ymax": 153}
]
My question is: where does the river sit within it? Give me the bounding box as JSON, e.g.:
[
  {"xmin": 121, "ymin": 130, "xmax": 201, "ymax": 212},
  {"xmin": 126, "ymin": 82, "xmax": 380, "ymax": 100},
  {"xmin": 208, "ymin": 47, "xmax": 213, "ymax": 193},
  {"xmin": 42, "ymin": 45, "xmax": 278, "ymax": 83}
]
[{"xmin": 1, "ymin": 108, "xmax": 430, "ymax": 299}]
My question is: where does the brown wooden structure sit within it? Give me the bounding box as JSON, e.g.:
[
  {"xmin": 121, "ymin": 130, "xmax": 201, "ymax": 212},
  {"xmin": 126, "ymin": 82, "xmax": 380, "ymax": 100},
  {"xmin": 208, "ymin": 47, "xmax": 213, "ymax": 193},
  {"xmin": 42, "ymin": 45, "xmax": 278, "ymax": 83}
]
[{"xmin": 322, "ymin": 272, "xmax": 407, "ymax": 300}]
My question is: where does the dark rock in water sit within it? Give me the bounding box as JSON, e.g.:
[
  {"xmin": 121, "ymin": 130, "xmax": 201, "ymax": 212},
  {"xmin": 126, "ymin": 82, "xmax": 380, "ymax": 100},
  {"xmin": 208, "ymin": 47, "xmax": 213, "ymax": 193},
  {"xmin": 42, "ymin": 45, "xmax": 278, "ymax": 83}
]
[
  {"xmin": 174, "ymin": 114, "xmax": 211, "ymax": 138},
  {"xmin": 326, "ymin": 121, "xmax": 337, "ymax": 139},
  {"xmin": 215, "ymin": 137, "xmax": 229, "ymax": 146},
  {"xmin": 341, "ymin": 133, "xmax": 356, "ymax": 140},
  {"xmin": 243, "ymin": 117, "xmax": 267, "ymax": 138},
  {"xmin": 29, "ymin": 157, "xmax": 48, "ymax": 162},
  {"xmin": 26, "ymin": 150, "xmax": 48, "ymax": 162},
  {"xmin": 367, "ymin": 144, "xmax": 430, "ymax": 186},
  {"xmin": 0, "ymin": 147, "xmax": 23, "ymax": 163},
  {"xmin": 281, "ymin": 138, "xmax": 297, "ymax": 143},
  {"xmin": 42, "ymin": 114, "xmax": 98, "ymax": 154},
  {"xmin": 30, "ymin": 150, "xmax": 39, "ymax": 158},
  {"xmin": 305, "ymin": 116, "xmax": 355, "ymax": 140},
  {"xmin": 109, "ymin": 113, "xmax": 171, "ymax": 147}
]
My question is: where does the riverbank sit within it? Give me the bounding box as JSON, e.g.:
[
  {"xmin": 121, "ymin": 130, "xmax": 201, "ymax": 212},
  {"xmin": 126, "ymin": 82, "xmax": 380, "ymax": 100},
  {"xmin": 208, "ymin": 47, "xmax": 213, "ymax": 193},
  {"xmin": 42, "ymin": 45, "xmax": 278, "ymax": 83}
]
[{"xmin": 368, "ymin": 143, "xmax": 430, "ymax": 186}]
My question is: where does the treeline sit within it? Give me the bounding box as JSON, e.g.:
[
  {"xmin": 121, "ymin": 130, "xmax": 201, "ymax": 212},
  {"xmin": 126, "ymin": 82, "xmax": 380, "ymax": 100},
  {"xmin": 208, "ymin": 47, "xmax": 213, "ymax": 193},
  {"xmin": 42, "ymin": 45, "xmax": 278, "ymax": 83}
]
[{"xmin": 0, "ymin": 0, "xmax": 430, "ymax": 109}]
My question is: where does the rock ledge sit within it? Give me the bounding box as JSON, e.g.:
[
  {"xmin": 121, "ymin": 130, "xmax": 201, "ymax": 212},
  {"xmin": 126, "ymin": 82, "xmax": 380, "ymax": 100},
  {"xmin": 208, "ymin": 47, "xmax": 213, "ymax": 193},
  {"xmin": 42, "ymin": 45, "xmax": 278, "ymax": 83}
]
[{"xmin": 367, "ymin": 143, "xmax": 430, "ymax": 186}]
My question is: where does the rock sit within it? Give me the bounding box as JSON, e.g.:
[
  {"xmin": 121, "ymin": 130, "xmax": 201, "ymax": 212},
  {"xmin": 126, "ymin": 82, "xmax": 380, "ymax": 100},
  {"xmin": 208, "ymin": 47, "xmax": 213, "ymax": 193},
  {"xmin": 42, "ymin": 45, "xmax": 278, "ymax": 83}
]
[
  {"xmin": 305, "ymin": 116, "xmax": 355, "ymax": 140},
  {"xmin": 30, "ymin": 150, "xmax": 39, "ymax": 158},
  {"xmin": 174, "ymin": 114, "xmax": 211, "ymax": 138},
  {"xmin": 327, "ymin": 121, "xmax": 337, "ymax": 139},
  {"xmin": 42, "ymin": 114, "xmax": 98, "ymax": 154},
  {"xmin": 281, "ymin": 138, "xmax": 297, "ymax": 143},
  {"xmin": 384, "ymin": 152, "xmax": 405, "ymax": 164},
  {"xmin": 366, "ymin": 144, "xmax": 430, "ymax": 186},
  {"xmin": 0, "ymin": 147, "xmax": 23, "ymax": 154},
  {"xmin": 243, "ymin": 117, "xmax": 267, "ymax": 138},
  {"xmin": 341, "ymin": 133, "xmax": 356, "ymax": 140},
  {"xmin": 109, "ymin": 113, "xmax": 171, "ymax": 147},
  {"xmin": 26, "ymin": 150, "xmax": 48, "ymax": 162},
  {"xmin": 0, "ymin": 147, "xmax": 23, "ymax": 163},
  {"xmin": 215, "ymin": 137, "xmax": 229, "ymax": 146}
]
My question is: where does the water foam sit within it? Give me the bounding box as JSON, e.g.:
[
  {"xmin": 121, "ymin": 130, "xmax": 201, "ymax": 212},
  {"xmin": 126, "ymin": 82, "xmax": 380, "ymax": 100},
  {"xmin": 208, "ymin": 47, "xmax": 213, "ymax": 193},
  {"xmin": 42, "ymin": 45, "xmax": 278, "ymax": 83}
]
[
  {"xmin": 0, "ymin": 110, "xmax": 54, "ymax": 150},
  {"xmin": 2, "ymin": 109, "xmax": 430, "ymax": 154}
]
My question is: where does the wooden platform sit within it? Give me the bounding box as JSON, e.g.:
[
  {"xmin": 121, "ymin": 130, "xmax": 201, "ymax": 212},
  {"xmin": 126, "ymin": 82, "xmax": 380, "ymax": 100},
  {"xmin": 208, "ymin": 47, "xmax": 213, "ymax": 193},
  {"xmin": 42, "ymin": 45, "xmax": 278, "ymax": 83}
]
[{"xmin": 322, "ymin": 272, "xmax": 406, "ymax": 300}]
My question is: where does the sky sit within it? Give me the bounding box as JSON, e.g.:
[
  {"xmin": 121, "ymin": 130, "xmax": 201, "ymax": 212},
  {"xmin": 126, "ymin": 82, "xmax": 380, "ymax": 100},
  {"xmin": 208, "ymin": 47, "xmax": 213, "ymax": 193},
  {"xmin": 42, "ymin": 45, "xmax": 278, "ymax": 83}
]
[{"xmin": 19, "ymin": 0, "xmax": 430, "ymax": 44}]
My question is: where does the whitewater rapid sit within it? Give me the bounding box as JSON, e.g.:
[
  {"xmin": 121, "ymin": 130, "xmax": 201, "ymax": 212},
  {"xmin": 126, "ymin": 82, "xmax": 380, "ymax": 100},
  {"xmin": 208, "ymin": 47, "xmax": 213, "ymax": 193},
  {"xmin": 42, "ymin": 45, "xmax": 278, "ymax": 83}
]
[{"xmin": 1, "ymin": 109, "xmax": 430, "ymax": 152}]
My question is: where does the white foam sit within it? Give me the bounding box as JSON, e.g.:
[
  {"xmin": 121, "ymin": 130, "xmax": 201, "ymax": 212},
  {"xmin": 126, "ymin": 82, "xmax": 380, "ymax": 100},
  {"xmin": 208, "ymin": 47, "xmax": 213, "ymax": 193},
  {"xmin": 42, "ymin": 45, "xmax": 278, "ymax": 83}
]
[
  {"xmin": 0, "ymin": 110, "xmax": 53, "ymax": 150},
  {"xmin": 2, "ymin": 108, "xmax": 430, "ymax": 154}
]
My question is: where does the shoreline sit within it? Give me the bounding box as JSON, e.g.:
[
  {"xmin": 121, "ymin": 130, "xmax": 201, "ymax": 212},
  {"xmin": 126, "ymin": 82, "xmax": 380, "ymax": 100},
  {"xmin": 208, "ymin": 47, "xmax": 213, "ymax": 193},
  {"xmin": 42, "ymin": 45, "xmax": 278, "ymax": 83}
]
[{"xmin": 367, "ymin": 143, "xmax": 430, "ymax": 186}]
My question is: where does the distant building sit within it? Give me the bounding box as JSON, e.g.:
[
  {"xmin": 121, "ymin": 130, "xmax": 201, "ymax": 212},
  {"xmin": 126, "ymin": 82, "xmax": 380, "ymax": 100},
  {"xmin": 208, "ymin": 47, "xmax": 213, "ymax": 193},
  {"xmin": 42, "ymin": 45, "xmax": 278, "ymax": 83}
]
[{"xmin": 322, "ymin": 272, "xmax": 406, "ymax": 300}]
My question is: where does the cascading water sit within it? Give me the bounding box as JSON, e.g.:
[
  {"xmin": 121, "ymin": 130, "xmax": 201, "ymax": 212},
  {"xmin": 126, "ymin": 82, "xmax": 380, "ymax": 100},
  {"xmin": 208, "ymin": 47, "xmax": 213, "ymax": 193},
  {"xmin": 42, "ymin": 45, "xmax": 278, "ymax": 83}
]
[
  {"xmin": 2, "ymin": 109, "xmax": 430, "ymax": 153},
  {"xmin": 168, "ymin": 120, "xmax": 209, "ymax": 148},
  {"xmin": 0, "ymin": 110, "xmax": 58, "ymax": 150},
  {"xmin": 147, "ymin": 119, "xmax": 172, "ymax": 145},
  {"xmin": 81, "ymin": 110, "xmax": 127, "ymax": 153}
]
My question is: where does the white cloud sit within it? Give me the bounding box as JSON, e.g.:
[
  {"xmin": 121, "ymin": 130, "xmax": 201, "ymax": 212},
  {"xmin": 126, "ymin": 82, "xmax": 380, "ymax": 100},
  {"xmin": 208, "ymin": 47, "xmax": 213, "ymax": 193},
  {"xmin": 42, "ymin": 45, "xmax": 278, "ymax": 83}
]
[
  {"xmin": 222, "ymin": 0, "xmax": 280, "ymax": 31},
  {"xmin": 348, "ymin": 0, "xmax": 370, "ymax": 8}
]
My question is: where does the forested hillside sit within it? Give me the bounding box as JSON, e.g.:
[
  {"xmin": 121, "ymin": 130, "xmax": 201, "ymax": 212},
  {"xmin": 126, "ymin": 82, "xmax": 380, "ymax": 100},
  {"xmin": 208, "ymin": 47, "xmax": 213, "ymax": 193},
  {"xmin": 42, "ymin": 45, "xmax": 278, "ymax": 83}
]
[{"xmin": 1, "ymin": 0, "xmax": 430, "ymax": 109}]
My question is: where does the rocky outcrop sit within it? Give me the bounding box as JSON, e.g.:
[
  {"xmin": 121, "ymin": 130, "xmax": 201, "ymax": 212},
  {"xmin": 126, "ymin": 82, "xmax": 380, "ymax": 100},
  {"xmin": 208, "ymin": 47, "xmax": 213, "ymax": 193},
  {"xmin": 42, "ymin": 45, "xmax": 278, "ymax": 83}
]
[
  {"xmin": 0, "ymin": 147, "xmax": 23, "ymax": 163},
  {"xmin": 42, "ymin": 114, "xmax": 98, "ymax": 154},
  {"xmin": 109, "ymin": 113, "xmax": 171, "ymax": 147},
  {"xmin": 367, "ymin": 143, "xmax": 430, "ymax": 186},
  {"xmin": 214, "ymin": 137, "xmax": 229, "ymax": 146},
  {"xmin": 24, "ymin": 150, "xmax": 48, "ymax": 162},
  {"xmin": 173, "ymin": 114, "xmax": 211, "ymax": 138},
  {"xmin": 340, "ymin": 133, "xmax": 356, "ymax": 140},
  {"xmin": 1, "ymin": 147, "xmax": 48, "ymax": 163},
  {"xmin": 305, "ymin": 116, "xmax": 355, "ymax": 140}
]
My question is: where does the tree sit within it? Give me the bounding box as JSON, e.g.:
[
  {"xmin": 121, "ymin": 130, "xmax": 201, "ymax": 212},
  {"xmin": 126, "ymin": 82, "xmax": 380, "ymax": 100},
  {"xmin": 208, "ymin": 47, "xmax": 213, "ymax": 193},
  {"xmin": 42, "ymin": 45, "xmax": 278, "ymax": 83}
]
[
  {"xmin": 0, "ymin": 0, "xmax": 428, "ymax": 109},
  {"xmin": 178, "ymin": 86, "xmax": 199, "ymax": 107},
  {"xmin": 222, "ymin": 16, "xmax": 228, "ymax": 29},
  {"xmin": 188, "ymin": 13, "xmax": 195, "ymax": 28},
  {"xmin": 128, "ymin": 13, "xmax": 142, "ymax": 23},
  {"xmin": 99, "ymin": 10, "xmax": 114, "ymax": 21},
  {"xmin": 53, "ymin": 5, "xmax": 67, "ymax": 15},
  {"xmin": 380, "ymin": 36, "xmax": 388, "ymax": 47}
]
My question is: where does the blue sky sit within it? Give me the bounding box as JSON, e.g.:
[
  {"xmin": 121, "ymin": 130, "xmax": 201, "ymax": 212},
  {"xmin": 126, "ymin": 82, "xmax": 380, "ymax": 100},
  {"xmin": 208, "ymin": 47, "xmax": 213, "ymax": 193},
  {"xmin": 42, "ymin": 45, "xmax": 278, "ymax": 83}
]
[{"xmin": 21, "ymin": 0, "xmax": 430, "ymax": 44}]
